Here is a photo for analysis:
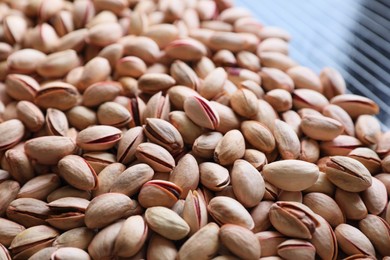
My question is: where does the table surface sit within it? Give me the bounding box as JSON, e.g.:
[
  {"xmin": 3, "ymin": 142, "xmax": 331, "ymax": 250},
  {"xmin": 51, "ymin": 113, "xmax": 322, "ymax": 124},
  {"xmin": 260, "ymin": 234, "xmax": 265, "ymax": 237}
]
[{"xmin": 235, "ymin": 0, "xmax": 390, "ymax": 128}]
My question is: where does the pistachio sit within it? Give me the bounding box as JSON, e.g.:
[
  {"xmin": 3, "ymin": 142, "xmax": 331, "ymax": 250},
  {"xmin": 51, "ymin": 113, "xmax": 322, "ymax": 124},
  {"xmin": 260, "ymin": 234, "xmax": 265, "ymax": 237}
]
[
  {"xmin": 138, "ymin": 180, "xmax": 182, "ymax": 208},
  {"xmin": 359, "ymin": 215, "xmax": 390, "ymax": 256},
  {"xmin": 110, "ymin": 163, "xmax": 154, "ymax": 197},
  {"xmin": 115, "ymin": 127, "xmax": 144, "ymax": 164},
  {"xmin": 300, "ymin": 114, "xmax": 344, "ymax": 141},
  {"xmin": 7, "ymin": 48, "xmax": 46, "ymax": 74},
  {"xmin": 260, "ymin": 68, "xmax": 294, "ymax": 92},
  {"xmin": 6, "ymin": 198, "xmax": 50, "ymax": 228},
  {"xmin": 335, "ymin": 223, "xmax": 375, "ymax": 257},
  {"xmin": 263, "ymin": 160, "xmax": 319, "ymax": 191},
  {"xmin": 199, "ymin": 67, "xmax": 227, "ymax": 100},
  {"xmin": 255, "ymin": 231, "xmax": 286, "ymax": 257},
  {"xmin": 348, "ymin": 148, "xmax": 381, "ymax": 175},
  {"xmin": 0, "ymin": 218, "xmax": 25, "ymax": 247},
  {"xmin": 166, "ymin": 38, "xmax": 207, "ymax": 61},
  {"xmin": 199, "ymin": 162, "xmax": 230, "ymax": 191},
  {"xmin": 35, "ymin": 81, "xmax": 80, "ymax": 111},
  {"xmin": 170, "ymin": 60, "xmax": 200, "ymax": 90},
  {"xmin": 25, "ymin": 136, "xmax": 76, "ymax": 165},
  {"xmin": 184, "ymin": 95, "xmax": 220, "ymax": 130},
  {"xmin": 355, "ymin": 115, "xmax": 381, "ymax": 145},
  {"xmin": 214, "ymin": 129, "xmax": 245, "ymax": 165},
  {"xmin": 37, "ymin": 50, "xmax": 79, "ymax": 78},
  {"xmin": 309, "ymin": 214, "xmax": 338, "ymax": 260},
  {"xmin": 114, "ymin": 215, "xmax": 148, "ymax": 258},
  {"xmin": 273, "ymin": 119, "xmax": 301, "ymax": 159},
  {"xmin": 320, "ymin": 67, "xmax": 346, "ymax": 99},
  {"xmin": 147, "ymin": 233, "xmax": 178, "ymax": 260},
  {"xmin": 4, "ymin": 148, "xmax": 35, "ymax": 185},
  {"xmin": 325, "ymin": 156, "xmax": 372, "ymax": 192},
  {"xmin": 177, "ymin": 223, "xmax": 219, "ymax": 260},
  {"xmin": 121, "ymin": 36, "xmax": 160, "ymax": 64},
  {"xmin": 77, "ymin": 57, "xmax": 111, "ymax": 92},
  {"xmin": 293, "ymin": 88, "xmax": 329, "ymax": 111},
  {"xmin": 17, "ymin": 174, "xmax": 61, "ymax": 200},
  {"xmin": 303, "ymin": 192, "xmax": 344, "ymax": 227},
  {"xmin": 277, "ymin": 239, "xmax": 316, "ymax": 260},
  {"xmin": 182, "ymin": 190, "xmax": 208, "ymax": 236},
  {"xmin": 16, "ymin": 101, "xmax": 44, "ymax": 132},
  {"xmin": 76, "ymin": 125, "xmax": 122, "ymax": 151},
  {"xmin": 135, "ymin": 143, "xmax": 175, "ymax": 173},
  {"xmin": 322, "ymin": 104, "xmax": 355, "ymax": 136},
  {"xmin": 0, "ymin": 119, "xmax": 25, "ymax": 151},
  {"xmin": 330, "ymin": 94, "xmax": 379, "ymax": 119},
  {"xmin": 46, "ymin": 197, "xmax": 89, "ymax": 230},
  {"xmin": 82, "ymin": 81, "xmax": 122, "ymax": 108},
  {"xmin": 88, "ymin": 220, "xmax": 124, "ymax": 260},
  {"xmin": 208, "ymin": 196, "xmax": 254, "ymax": 229},
  {"xmin": 361, "ymin": 177, "xmax": 387, "ymax": 215},
  {"xmin": 287, "ymin": 66, "xmax": 323, "ymax": 93},
  {"xmin": 5, "ymin": 74, "xmax": 40, "ymax": 102},
  {"xmin": 230, "ymin": 88, "xmax": 259, "ymax": 118},
  {"xmin": 320, "ymin": 135, "xmax": 363, "ymax": 156},
  {"xmin": 231, "ymin": 159, "xmax": 265, "ymax": 207},
  {"xmin": 335, "ymin": 189, "xmax": 368, "ymax": 220},
  {"xmin": 241, "ymin": 121, "xmax": 275, "ymax": 153},
  {"xmin": 53, "ymin": 227, "xmax": 94, "ymax": 250},
  {"xmin": 145, "ymin": 206, "xmax": 190, "ymax": 240},
  {"xmin": 84, "ymin": 193, "xmax": 134, "ymax": 229},
  {"xmin": 169, "ymin": 154, "xmax": 200, "ymax": 198},
  {"xmin": 144, "ymin": 118, "xmax": 184, "ymax": 155},
  {"xmin": 138, "ymin": 73, "xmax": 176, "ymax": 94},
  {"xmin": 9, "ymin": 225, "xmax": 59, "ymax": 259},
  {"xmin": 269, "ymin": 201, "xmax": 319, "ymax": 239},
  {"xmin": 220, "ymin": 224, "xmax": 261, "ymax": 260}
]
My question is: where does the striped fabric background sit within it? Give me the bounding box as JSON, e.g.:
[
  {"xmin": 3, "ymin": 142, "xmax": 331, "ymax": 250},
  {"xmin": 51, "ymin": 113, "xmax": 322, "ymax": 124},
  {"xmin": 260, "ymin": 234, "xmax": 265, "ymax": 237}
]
[{"xmin": 235, "ymin": 0, "xmax": 390, "ymax": 128}]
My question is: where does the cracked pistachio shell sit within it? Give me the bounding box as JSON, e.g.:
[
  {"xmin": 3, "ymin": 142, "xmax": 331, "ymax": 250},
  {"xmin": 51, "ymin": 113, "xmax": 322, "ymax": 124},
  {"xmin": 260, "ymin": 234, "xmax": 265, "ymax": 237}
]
[
  {"xmin": 5, "ymin": 74, "xmax": 40, "ymax": 102},
  {"xmin": 208, "ymin": 196, "xmax": 254, "ymax": 229},
  {"xmin": 84, "ymin": 193, "xmax": 134, "ymax": 229},
  {"xmin": 135, "ymin": 143, "xmax": 175, "ymax": 173},
  {"xmin": 277, "ymin": 239, "xmax": 316, "ymax": 260},
  {"xmin": 335, "ymin": 223, "xmax": 375, "ymax": 257},
  {"xmin": 145, "ymin": 206, "xmax": 190, "ymax": 240},
  {"xmin": 231, "ymin": 159, "xmax": 265, "ymax": 208},
  {"xmin": 177, "ymin": 223, "xmax": 219, "ymax": 260},
  {"xmin": 348, "ymin": 147, "xmax": 381, "ymax": 175},
  {"xmin": 263, "ymin": 160, "xmax": 319, "ymax": 192},
  {"xmin": 255, "ymin": 231, "xmax": 286, "ymax": 257},
  {"xmin": 269, "ymin": 201, "xmax": 319, "ymax": 239},
  {"xmin": 25, "ymin": 136, "xmax": 76, "ymax": 165},
  {"xmin": 9, "ymin": 225, "xmax": 59, "ymax": 259},
  {"xmin": 138, "ymin": 180, "xmax": 182, "ymax": 208},
  {"xmin": 116, "ymin": 126, "xmax": 144, "ymax": 164},
  {"xmin": 16, "ymin": 101, "xmax": 44, "ymax": 132},
  {"xmin": 214, "ymin": 129, "xmax": 245, "ymax": 166},
  {"xmin": 50, "ymin": 247, "xmax": 91, "ymax": 260},
  {"xmin": 170, "ymin": 60, "xmax": 199, "ymax": 90},
  {"xmin": 182, "ymin": 190, "xmax": 208, "ymax": 236},
  {"xmin": 220, "ymin": 224, "xmax": 261, "ymax": 260},
  {"xmin": 35, "ymin": 82, "xmax": 80, "ymax": 111},
  {"xmin": 184, "ymin": 95, "xmax": 220, "ymax": 130},
  {"xmin": 97, "ymin": 101, "xmax": 132, "ymax": 127},
  {"xmin": 325, "ymin": 156, "xmax": 372, "ymax": 192},
  {"xmin": 6, "ymin": 197, "xmax": 50, "ymax": 228},
  {"xmin": 144, "ymin": 118, "xmax": 184, "ymax": 155}
]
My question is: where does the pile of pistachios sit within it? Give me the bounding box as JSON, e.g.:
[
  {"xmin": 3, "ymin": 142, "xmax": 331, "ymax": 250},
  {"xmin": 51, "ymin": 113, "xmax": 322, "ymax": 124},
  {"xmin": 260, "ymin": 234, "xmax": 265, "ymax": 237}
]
[{"xmin": 0, "ymin": 0, "xmax": 389, "ymax": 259}]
